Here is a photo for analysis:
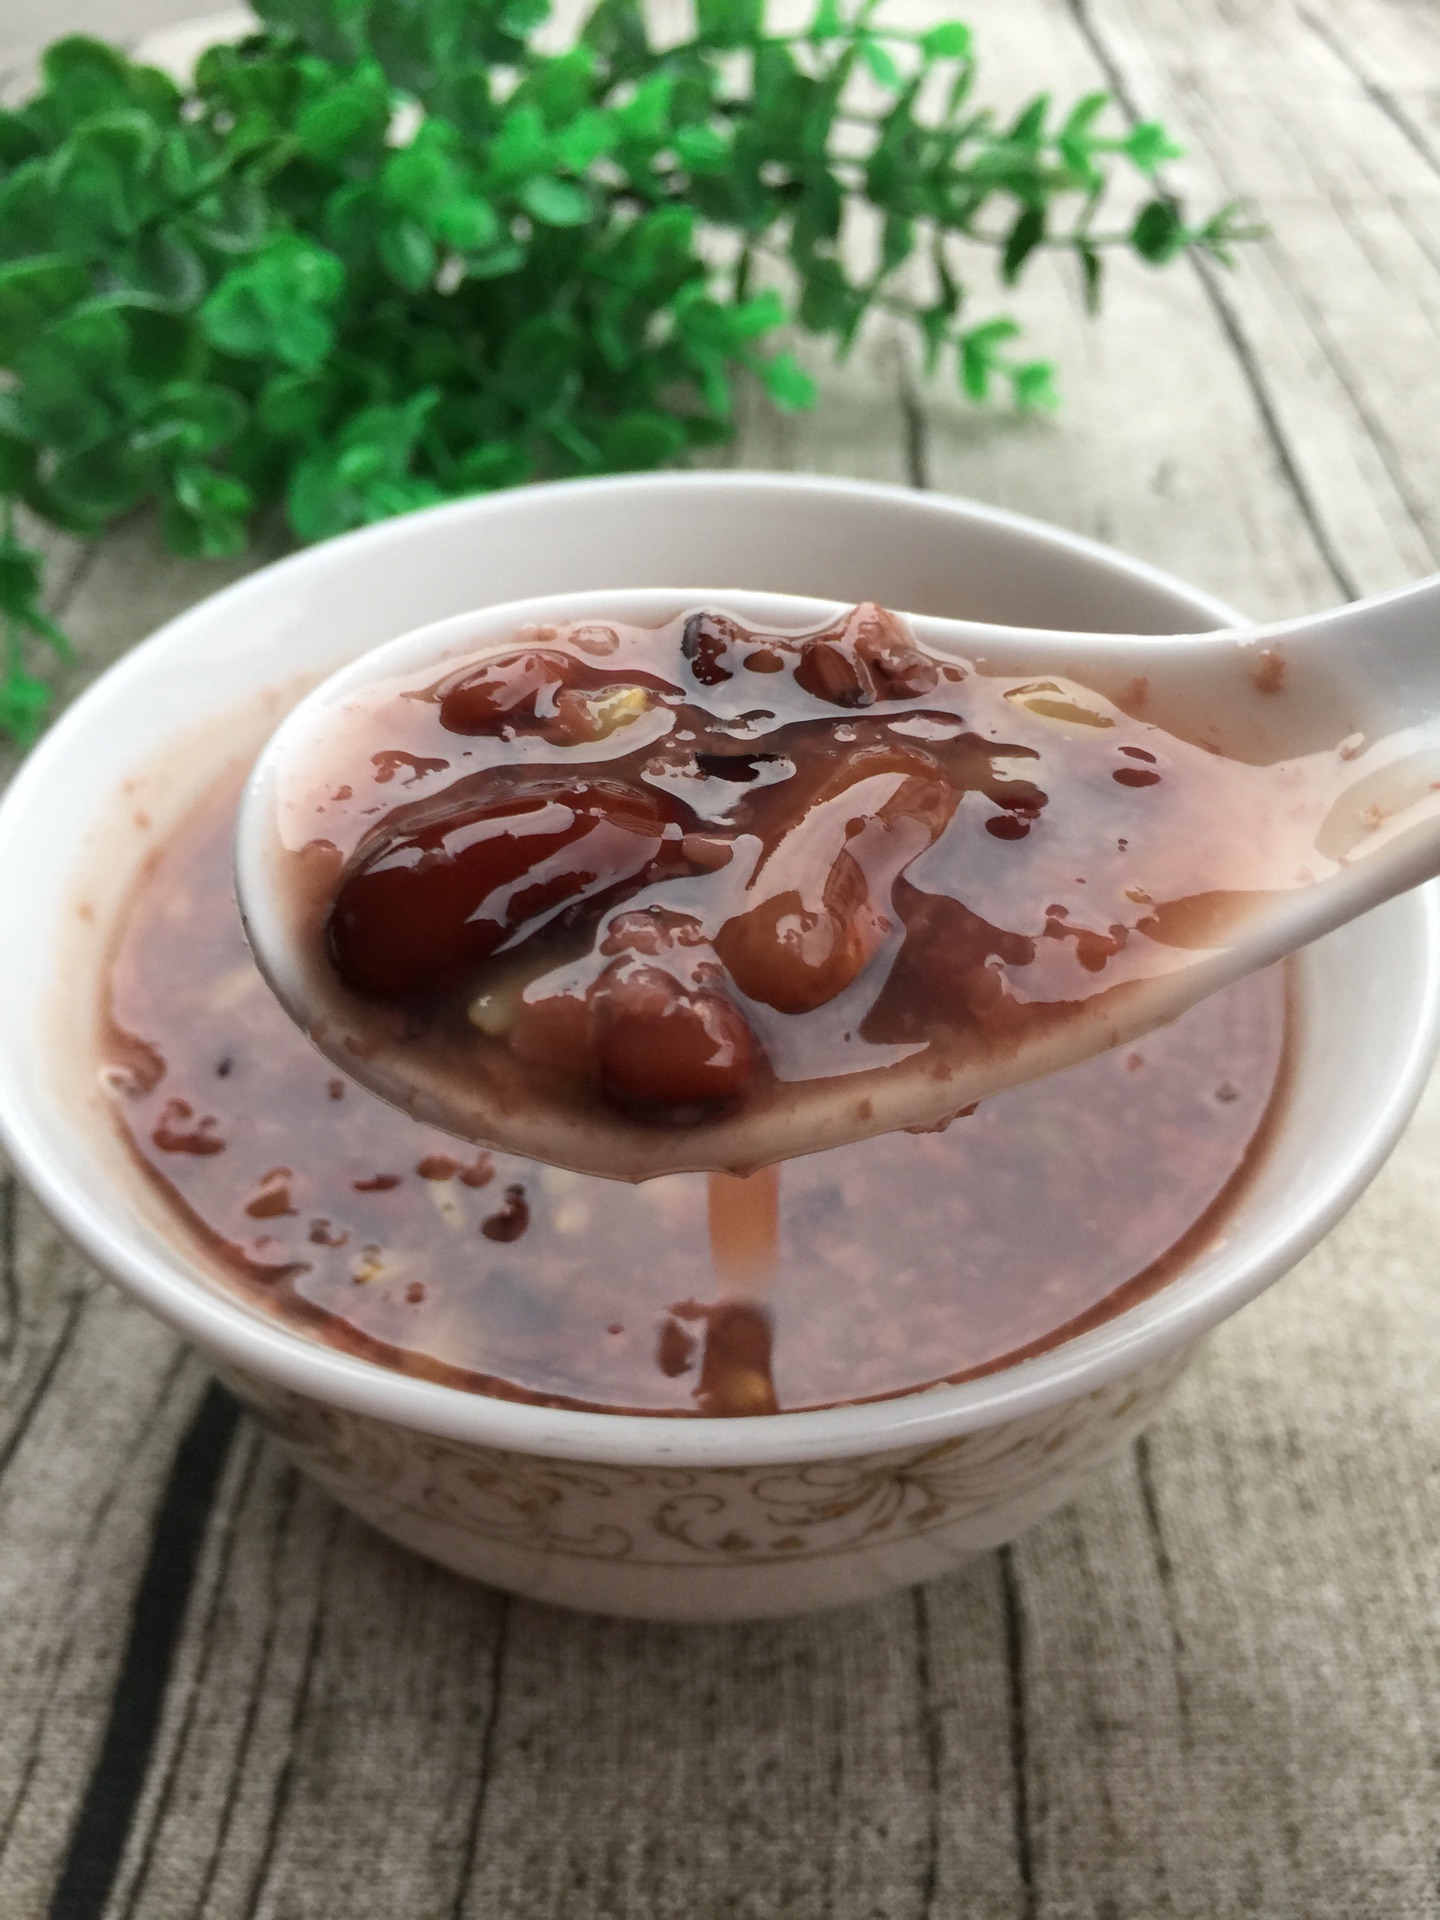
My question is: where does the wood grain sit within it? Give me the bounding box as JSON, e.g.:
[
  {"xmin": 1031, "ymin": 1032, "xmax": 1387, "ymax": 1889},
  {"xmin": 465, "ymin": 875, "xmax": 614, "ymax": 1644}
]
[{"xmin": 0, "ymin": 2, "xmax": 1437, "ymax": 1916}]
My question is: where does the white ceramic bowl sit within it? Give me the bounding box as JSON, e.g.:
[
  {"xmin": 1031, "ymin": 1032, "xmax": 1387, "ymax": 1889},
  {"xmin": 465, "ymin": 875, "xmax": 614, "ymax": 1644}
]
[{"xmin": 1, "ymin": 474, "xmax": 1436, "ymax": 1621}]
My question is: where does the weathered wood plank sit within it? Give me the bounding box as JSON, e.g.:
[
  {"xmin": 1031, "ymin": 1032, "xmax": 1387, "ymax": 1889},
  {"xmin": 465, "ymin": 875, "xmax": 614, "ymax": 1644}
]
[
  {"xmin": 909, "ymin": 0, "xmax": 1371, "ymax": 616},
  {"xmin": 1070, "ymin": 0, "xmax": 1440, "ymax": 595},
  {"xmin": 107, "ymin": 1454, "xmax": 509, "ymax": 1920},
  {"xmin": 0, "ymin": 1254, "xmax": 209, "ymax": 1910},
  {"xmin": 458, "ymin": 1592, "xmax": 938, "ymax": 1920},
  {"xmin": 905, "ymin": 1564, "xmax": 1031, "ymax": 1918},
  {"xmin": 1300, "ymin": 0, "xmax": 1440, "ymax": 161}
]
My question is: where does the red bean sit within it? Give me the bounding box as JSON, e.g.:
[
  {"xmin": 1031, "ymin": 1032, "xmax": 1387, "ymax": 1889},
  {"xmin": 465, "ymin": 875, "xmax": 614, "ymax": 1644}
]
[
  {"xmin": 328, "ymin": 777, "xmax": 673, "ymax": 998},
  {"xmin": 716, "ymin": 869, "xmax": 876, "ymax": 1015},
  {"xmin": 437, "ymin": 649, "xmax": 572, "ymax": 734},
  {"xmin": 850, "ymin": 601, "xmax": 940, "ymax": 698},
  {"xmin": 795, "ymin": 632, "xmax": 875, "ymax": 707},
  {"xmin": 794, "ymin": 603, "xmax": 940, "ymax": 708},
  {"xmin": 592, "ymin": 963, "xmax": 757, "ymax": 1109},
  {"xmin": 715, "ymin": 747, "xmax": 957, "ymax": 1013}
]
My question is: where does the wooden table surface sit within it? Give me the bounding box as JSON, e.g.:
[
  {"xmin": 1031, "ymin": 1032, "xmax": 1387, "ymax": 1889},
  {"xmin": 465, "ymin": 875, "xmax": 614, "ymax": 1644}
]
[{"xmin": 2, "ymin": 3, "xmax": 1438, "ymax": 1916}]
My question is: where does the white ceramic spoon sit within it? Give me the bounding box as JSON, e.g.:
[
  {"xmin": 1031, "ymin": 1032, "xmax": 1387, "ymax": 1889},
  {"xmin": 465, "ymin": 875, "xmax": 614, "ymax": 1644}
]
[{"xmin": 235, "ymin": 576, "xmax": 1440, "ymax": 1179}]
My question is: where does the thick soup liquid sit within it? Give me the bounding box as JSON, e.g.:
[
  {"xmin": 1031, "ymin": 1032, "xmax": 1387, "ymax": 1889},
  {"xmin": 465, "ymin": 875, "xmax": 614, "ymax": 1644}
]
[{"xmin": 100, "ymin": 769, "xmax": 1289, "ymax": 1415}]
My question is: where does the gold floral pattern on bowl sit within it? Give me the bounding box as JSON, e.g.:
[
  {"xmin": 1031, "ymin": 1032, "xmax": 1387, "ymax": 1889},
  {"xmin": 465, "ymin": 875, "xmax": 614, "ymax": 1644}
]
[{"xmin": 216, "ymin": 1348, "xmax": 1191, "ymax": 1617}]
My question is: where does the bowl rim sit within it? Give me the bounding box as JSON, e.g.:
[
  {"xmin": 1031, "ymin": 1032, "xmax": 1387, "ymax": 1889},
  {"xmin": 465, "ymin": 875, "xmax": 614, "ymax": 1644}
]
[{"xmin": 3, "ymin": 470, "xmax": 1438, "ymax": 1467}]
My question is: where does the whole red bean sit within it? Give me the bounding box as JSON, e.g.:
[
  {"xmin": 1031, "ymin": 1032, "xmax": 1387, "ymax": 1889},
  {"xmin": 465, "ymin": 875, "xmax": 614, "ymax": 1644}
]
[
  {"xmin": 592, "ymin": 963, "xmax": 757, "ymax": 1109},
  {"xmin": 795, "ymin": 631, "xmax": 875, "ymax": 707},
  {"xmin": 437, "ymin": 649, "xmax": 572, "ymax": 733},
  {"xmin": 715, "ymin": 747, "xmax": 956, "ymax": 1013},
  {"xmin": 849, "ymin": 602, "xmax": 940, "ymax": 698},
  {"xmin": 794, "ymin": 603, "xmax": 940, "ymax": 707},
  {"xmin": 328, "ymin": 777, "xmax": 673, "ymax": 998}
]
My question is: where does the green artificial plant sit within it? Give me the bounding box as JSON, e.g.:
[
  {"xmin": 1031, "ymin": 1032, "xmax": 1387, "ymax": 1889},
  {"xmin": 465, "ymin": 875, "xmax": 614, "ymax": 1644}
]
[{"xmin": 0, "ymin": 0, "xmax": 1255, "ymax": 743}]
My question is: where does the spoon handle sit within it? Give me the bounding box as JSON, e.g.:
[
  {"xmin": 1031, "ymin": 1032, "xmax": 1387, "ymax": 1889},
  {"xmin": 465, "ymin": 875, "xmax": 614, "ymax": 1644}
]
[{"xmin": 1245, "ymin": 571, "xmax": 1440, "ymax": 735}]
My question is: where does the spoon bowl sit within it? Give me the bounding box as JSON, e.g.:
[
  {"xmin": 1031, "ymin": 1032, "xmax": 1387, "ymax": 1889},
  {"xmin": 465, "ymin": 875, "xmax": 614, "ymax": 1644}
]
[{"xmin": 236, "ymin": 577, "xmax": 1440, "ymax": 1178}]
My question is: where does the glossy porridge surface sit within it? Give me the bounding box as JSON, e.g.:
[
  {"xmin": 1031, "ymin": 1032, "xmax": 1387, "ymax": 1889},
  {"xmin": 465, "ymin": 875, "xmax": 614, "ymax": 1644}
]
[{"xmin": 100, "ymin": 767, "xmax": 1289, "ymax": 1414}]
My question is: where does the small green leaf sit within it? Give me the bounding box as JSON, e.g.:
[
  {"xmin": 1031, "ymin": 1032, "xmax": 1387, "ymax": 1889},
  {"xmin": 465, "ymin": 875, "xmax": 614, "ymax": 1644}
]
[
  {"xmin": 919, "ymin": 22, "xmax": 972, "ymax": 60},
  {"xmin": 0, "ymin": 435, "xmax": 36, "ymax": 493},
  {"xmin": 0, "ymin": 539, "xmax": 46, "ymax": 617},
  {"xmin": 0, "ymin": 670, "xmax": 53, "ymax": 746},
  {"xmin": 295, "ymin": 67, "xmax": 391, "ymax": 163},
  {"xmin": 47, "ymin": 439, "xmax": 149, "ymax": 525},
  {"xmin": 454, "ymin": 439, "xmax": 531, "ymax": 490},
  {"xmin": 164, "ymin": 463, "xmax": 253, "ymax": 557},
  {"xmin": 595, "ymin": 409, "xmax": 688, "ymax": 468},
  {"xmin": 200, "ymin": 234, "xmax": 345, "ymax": 369},
  {"xmin": 433, "ymin": 194, "xmax": 501, "ymax": 252},
  {"xmin": 0, "ymin": 256, "xmax": 89, "ymax": 359},
  {"xmin": 552, "ymin": 109, "xmax": 616, "ymax": 172},
  {"xmin": 881, "ymin": 211, "xmax": 913, "ymax": 274},
  {"xmin": 378, "ymin": 217, "xmax": 438, "ymax": 290},
  {"xmin": 382, "ymin": 122, "xmax": 463, "ymax": 222},
  {"xmin": 1131, "ymin": 197, "xmax": 1187, "ymax": 264},
  {"xmin": 1059, "ymin": 91, "xmax": 1109, "ymax": 143},
  {"xmin": 287, "ymin": 395, "xmax": 444, "ymax": 541},
  {"xmin": 132, "ymin": 382, "xmax": 248, "ymax": 458},
  {"xmin": 797, "ymin": 260, "xmax": 862, "ymax": 338},
  {"xmin": 463, "ymin": 239, "xmax": 527, "ymax": 280},
  {"xmin": 860, "ymin": 38, "xmax": 903, "ymax": 90},
  {"xmin": 500, "ymin": 0, "xmax": 552, "ymax": 36},
  {"xmin": 1007, "ymin": 95, "xmax": 1049, "ymax": 146},
  {"xmin": 1001, "ymin": 205, "xmax": 1045, "ymax": 285},
  {"xmin": 499, "ymin": 313, "xmax": 583, "ymax": 400},
  {"xmin": 47, "ymin": 111, "xmax": 163, "ymax": 243},
  {"xmin": 959, "ymin": 317, "xmax": 1021, "ymax": 402},
  {"xmin": 122, "ymin": 299, "xmax": 192, "ymax": 380},
  {"xmin": 616, "ymin": 73, "xmax": 672, "ymax": 145},
  {"xmin": 521, "ymin": 47, "xmax": 596, "ymax": 129},
  {"xmin": 40, "ymin": 36, "xmax": 136, "ymax": 125},
  {"xmin": 1191, "ymin": 200, "xmax": 1267, "ymax": 267},
  {"xmin": 518, "ymin": 175, "xmax": 591, "ymax": 225},
  {"xmin": 126, "ymin": 228, "xmax": 207, "ymax": 308},
  {"xmin": 487, "ymin": 105, "xmax": 550, "ymax": 185},
  {"xmin": 258, "ymin": 369, "xmax": 335, "ymax": 439},
  {"xmin": 190, "ymin": 175, "xmax": 269, "ymax": 254},
  {"xmin": 675, "ymin": 123, "xmax": 729, "ymax": 173},
  {"xmin": 0, "ymin": 109, "xmax": 43, "ymax": 170},
  {"xmin": 756, "ymin": 349, "xmax": 816, "ymax": 411},
  {"xmin": 1124, "ymin": 120, "xmax": 1184, "ymax": 176},
  {"xmin": 1012, "ymin": 360, "xmax": 1058, "ymax": 410},
  {"xmin": 253, "ymin": 0, "xmax": 369, "ymax": 65},
  {"xmin": 695, "ymin": 0, "xmax": 764, "ymax": 49}
]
